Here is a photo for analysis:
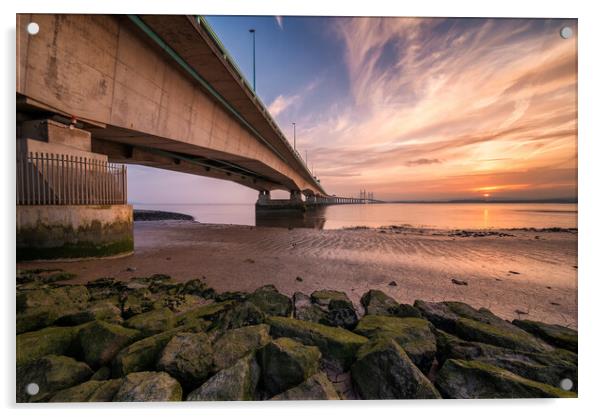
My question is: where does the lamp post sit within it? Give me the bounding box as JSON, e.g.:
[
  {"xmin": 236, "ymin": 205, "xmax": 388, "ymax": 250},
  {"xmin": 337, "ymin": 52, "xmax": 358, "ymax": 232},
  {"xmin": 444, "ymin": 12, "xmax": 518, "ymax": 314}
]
[
  {"xmin": 292, "ymin": 122, "xmax": 296, "ymax": 150},
  {"xmin": 249, "ymin": 29, "xmax": 256, "ymax": 92}
]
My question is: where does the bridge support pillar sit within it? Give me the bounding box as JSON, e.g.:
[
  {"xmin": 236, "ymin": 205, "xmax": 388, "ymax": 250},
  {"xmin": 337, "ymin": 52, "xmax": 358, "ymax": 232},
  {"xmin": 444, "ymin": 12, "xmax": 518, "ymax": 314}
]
[{"xmin": 16, "ymin": 119, "xmax": 133, "ymax": 261}]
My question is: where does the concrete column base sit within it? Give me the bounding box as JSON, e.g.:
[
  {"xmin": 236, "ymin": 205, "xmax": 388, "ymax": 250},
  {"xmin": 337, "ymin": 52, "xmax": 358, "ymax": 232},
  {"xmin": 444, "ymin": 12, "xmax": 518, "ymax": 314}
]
[{"xmin": 16, "ymin": 204, "xmax": 133, "ymax": 261}]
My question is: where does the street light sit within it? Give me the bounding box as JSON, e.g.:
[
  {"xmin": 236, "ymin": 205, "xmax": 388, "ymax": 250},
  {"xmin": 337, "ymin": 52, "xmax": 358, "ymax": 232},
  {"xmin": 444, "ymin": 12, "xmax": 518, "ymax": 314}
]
[
  {"xmin": 249, "ymin": 29, "xmax": 256, "ymax": 92},
  {"xmin": 292, "ymin": 122, "xmax": 296, "ymax": 150}
]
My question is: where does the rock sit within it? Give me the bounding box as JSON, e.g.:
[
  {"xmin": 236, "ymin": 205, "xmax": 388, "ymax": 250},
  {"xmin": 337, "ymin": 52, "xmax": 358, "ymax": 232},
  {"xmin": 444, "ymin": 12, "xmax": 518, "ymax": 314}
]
[
  {"xmin": 414, "ymin": 300, "xmax": 551, "ymax": 353},
  {"xmin": 451, "ymin": 279, "xmax": 468, "ymax": 286},
  {"xmin": 78, "ymin": 320, "xmax": 142, "ymax": 368},
  {"xmin": 270, "ymin": 372, "xmax": 340, "ymax": 400},
  {"xmin": 360, "ymin": 290, "xmax": 399, "ymax": 316},
  {"xmin": 267, "ymin": 316, "xmax": 368, "ymax": 370},
  {"xmin": 436, "ymin": 359, "xmax": 576, "ymax": 398},
  {"xmin": 296, "ymin": 276, "xmax": 303, "ymax": 282},
  {"xmin": 90, "ymin": 366, "xmax": 112, "ymax": 381},
  {"xmin": 293, "ymin": 292, "xmax": 326, "ymax": 323},
  {"xmin": 212, "ymin": 324, "xmax": 271, "ymax": 371},
  {"xmin": 17, "ymin": 355, "xmax": 93, "ymax": 402},
  {"xmin": 512, "ymin": 319, "xmax": 577, "ymax": 352},
  {"xmin": 214, "ymin": 291, "xmax": 248, "ymax": 302},
  {"xmin": 16, "ymin": 285, "xmax": 90, "ymax": 333},
  {"xmin": 321, "ymin": 306, "xmax": 358, "ymax": 330},
  {"xmin": 247, "ymin": 285, "xmax": 292, "ymax": 317},
  {"xmin": 354, "ymin": 315, "xmax": 437, "ymax": 373},
  {"xmin": 16, "ymin": 325, "xmax": 82, "ymax": 367},
  {"xmin": 124, "ymin": 307, "xmax": 176, "ymax": 336},
  {"xmin": 120, "ymin": 288, "xmax": 154, "ymax": 318},
  {"xmin": 175, "ymin": 301, "xmax": 234, "ymax": 327},
  {"xmin": 395, "ymin": 303, "xmax": 423, "ymax": 318},
  {"xmin": 453, "ymin": 317, "xmax": 551, "ymax": 353},
  {"xmin": 212, "ymin": 301, "xmax": 265, "ymax": 331},
  {"xmin": 157, "ymin": 332, "xmax": 214, "ymax": 388},
  {"xmin": 310, "ymin": 290, "xmax": 358, "ymax": 329},
  {"xmin": 56, "ymin": 301, "xmax": 123, "ymax": 326},
  {"xmin": 388, "ymin": 281, "xmax": 397, "ymax": 286},
  {"xmin": 187, "ymin": 354, "xmax": 260, "ymax": 401},
  {"xmin": 351, "ymin": 338, "xmax": 440, "ymax": 399},
  {"xmin": 182, "ymin": 278, "xmax": 215, "ymax": 298},
  {"xmin": 111, "ymin": 327, "xmax": 185, "ymax": 376},
  {"xmin": 49, "ymin": 379, "xmax": 123, "ymax": 402},
  {"xmin": 435, "ymin": 330, "xmax": 577, "ymax": 391},
  {"xmin": 257, "ymin": 337, "xmax": 321, "ymax": 396},
  {"xmin": 113, "ymin": 371, "xmax": 182, "ymax": 401},
  {"xmin": 311, "ymin": 290, "xmax": 352, "ymax": 310}
]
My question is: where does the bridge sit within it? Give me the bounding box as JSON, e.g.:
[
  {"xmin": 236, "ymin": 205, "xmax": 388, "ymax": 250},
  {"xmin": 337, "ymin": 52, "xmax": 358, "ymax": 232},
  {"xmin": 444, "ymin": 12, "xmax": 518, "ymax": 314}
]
[{"xmin": 16, "ymin": 14, "xmax": 377, "ymax": 260}]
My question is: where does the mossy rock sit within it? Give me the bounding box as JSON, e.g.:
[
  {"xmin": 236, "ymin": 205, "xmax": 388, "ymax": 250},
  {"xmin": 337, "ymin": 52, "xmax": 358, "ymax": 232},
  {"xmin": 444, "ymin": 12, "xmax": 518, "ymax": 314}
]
[
  {"xmin": 311, "ymin": 290, "xmax": 353, "ymax": 310},
  {"xmin": 211, "ymin": 301, "xmax": 265, "ymax": 331},
  {"xmin": 435, "ymin": 330, "xmax": 577, "ymax": 391},
  {"xmin": 257, "ymin": 337, "xmax": 321, "ymax": 396},
  {"xmin": 212, "ymin": 324, "xmax": 271, "ymax": 371},
  {"xmin": 512, "ymin": 319, "xmax": 577, "ymax": 353},
  {"xmin": 49, "ymin": 379, "xmax": 123, "ymax": 402},
  {"xmin": 395, "ymin": 303, "xmax": 423, "ymax": 318},
  {"xmin": 78, "ymin": 320, "xmax": 142, "ymax": 368},
  {"xmin": 360, "ymin": 290, "xmax": 399, "ymax": 316},
  {"xmin": 157, "ymin": 332, "xmax": 214, "ymax": 388},
  {"xmin": 293, "ymin": 292, "xmax": 327, "ymax": 323},
  {"xmin": 436, "ymin": 359, "xmax": 576, "ymax": 398},
  {"xmin": 56, "ymin": 301, "xmax": 123, "ymax": 326},
  {"xmin": 354, "ymin": 315, "xmax": 437, "ymax": 373},
  {"xmin": 17, "ymin": 325, "xmax": 83, "ymax": 367},
  {"xmin": 414, "ymin": 300, "xmax": 498, "ymax": 330},
  {"xmin": 187, "ymin": 354, "xmax": 260, "ymax": 401},
  {"xmin": 454, "ymin": 317, "xmax": 551, "ymax": 353},
  {"xmin": 113, "ymin": 371, "xmax": 182, "ymax": 402},
  {"xmin": 266, "ymin": 316, "xmax": 368, "ymax": 370},
  {"xmin": 111, "ymin": 327, "xmax": 184, "ymax": 377},
  {"xmin": 247, "ymin": 285, "xmax": 292, "ymax": 317},
  {"xmin": 175, "ymin": 301, "xmax": 234, "ymax": 327},
  {"xmin": 351, "ymin": 337, "xmax": 441, "ymax": 399},
  {"xmin": 124, "ymin": 307, "xmax": 176, "ymax": 336},
  {"xmin": 16, "ymin": 285, "xmax": 90, "ymax": 333},
  {"xmin": 120, "ymin": 288, "xmax": 154, "ymax": 318},
  {"xmin": 414, "ymin": 300, "xmax": 552, "ymax": 353},
  {"xmin": 17, "ymin": 355, "xmax": 93, "ymax": 402},
  {"xmin": 270, "ymin": 372, "xmax": 340, "ymax": 400}
]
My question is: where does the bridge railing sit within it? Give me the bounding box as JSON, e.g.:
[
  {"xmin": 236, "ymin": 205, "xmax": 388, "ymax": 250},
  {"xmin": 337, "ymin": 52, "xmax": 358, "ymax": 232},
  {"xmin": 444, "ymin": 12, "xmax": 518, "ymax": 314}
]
[{"xmin": 16, "ymin": 152, "xmax": 127, "ymax": 205}]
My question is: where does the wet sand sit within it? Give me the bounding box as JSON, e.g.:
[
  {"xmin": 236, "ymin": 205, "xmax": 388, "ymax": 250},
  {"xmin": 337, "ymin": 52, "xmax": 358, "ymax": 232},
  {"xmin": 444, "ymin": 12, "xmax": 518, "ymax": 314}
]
[{"xmin": 17, "ymin": 221, "xmax": 578, "ymax": 329}]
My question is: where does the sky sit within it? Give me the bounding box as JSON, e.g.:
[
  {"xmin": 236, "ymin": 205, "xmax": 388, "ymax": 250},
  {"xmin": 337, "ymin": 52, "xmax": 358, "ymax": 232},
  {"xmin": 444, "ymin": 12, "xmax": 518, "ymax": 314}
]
[{"xmin": 128, "ymin": 16, "xmax": 577, "ymax": 204}]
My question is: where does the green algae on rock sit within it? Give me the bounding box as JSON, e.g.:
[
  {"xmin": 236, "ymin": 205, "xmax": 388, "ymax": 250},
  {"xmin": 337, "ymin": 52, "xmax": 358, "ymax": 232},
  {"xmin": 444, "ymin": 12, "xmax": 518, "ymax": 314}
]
[
  {"xmin": 512, "ymin": 319, "xmax": 577, "ymax": 353},
  {"xmin": 78, "ymin": 320, "xmax": 142, "ymax": 368},
  {"xmin": 247, "ymin": 285, "xmax": 292, "ymax": 317},
  {"xmin": 354, "ymin": 315, "xmax": 437, "ymax": 373},
  {"xmin": 436, "ymin": 359, "xmax": 576, "ymax": 398},
  {"xmin": 351, "ymin": 337, "xmax": 441, "ymax": 399},
  {"xmin": 17, "ymin": 354, "xmax": 93, "ymax": 402},
  {"xmin": 212, "ymin": 324, "xmax": 271, "ymax": 371},
  {"xmin": 157, "ymin": 332, "xmax": 214, "ymax": 388},
  {"xmin": 257, "ymin": 337, "xmax": 321, "ymax": 396},
  {"xmin": 124, "ymin": 307, "xmax": 176, "ymax": 336},
  {"xmin": 50, "ymin": 379, "xmax": 123, "ymax": 402},
  {"xmin": 187, "ymin": 354, "xmax": 260, "ymax": 401},
  {"xmin": 270, "ymin": 372, "xmax": 340, "ymax": 400},
  {"xmin": 267, "ymin": 316, "xmax": 368, "ymax": 370}
]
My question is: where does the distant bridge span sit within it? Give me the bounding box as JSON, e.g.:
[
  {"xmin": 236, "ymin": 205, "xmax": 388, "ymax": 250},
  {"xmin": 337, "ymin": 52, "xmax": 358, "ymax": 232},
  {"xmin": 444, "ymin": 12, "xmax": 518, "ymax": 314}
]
[{"xmin": 17, "ymin": 14, "xmax": 341, "ymax": 201}]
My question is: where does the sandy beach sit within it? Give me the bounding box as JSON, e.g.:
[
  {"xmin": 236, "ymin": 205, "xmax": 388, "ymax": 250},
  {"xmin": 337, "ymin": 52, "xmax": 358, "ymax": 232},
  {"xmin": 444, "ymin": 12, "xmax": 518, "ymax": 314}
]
[{"xmin": 17, "ymin": 221, "xmax": 578, "ymax": 329}]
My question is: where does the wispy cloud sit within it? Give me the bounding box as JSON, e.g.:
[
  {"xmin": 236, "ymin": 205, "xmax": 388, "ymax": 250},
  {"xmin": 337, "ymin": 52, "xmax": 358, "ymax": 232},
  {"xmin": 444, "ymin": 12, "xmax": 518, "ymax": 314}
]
[
  {"xmin": 294, "ymin": 18, "xmax": 577, "ymax": 200},
  {"xmin": 405, "ymin": 158, "xmax": 442, "ymax": 167},
  {"xmin": 275, "ymin": 16, "xmax": 283, "ymax": 30},
  {"xmin": 268, "ymin": 93, "xmax": 299, "ymax": 117}
]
